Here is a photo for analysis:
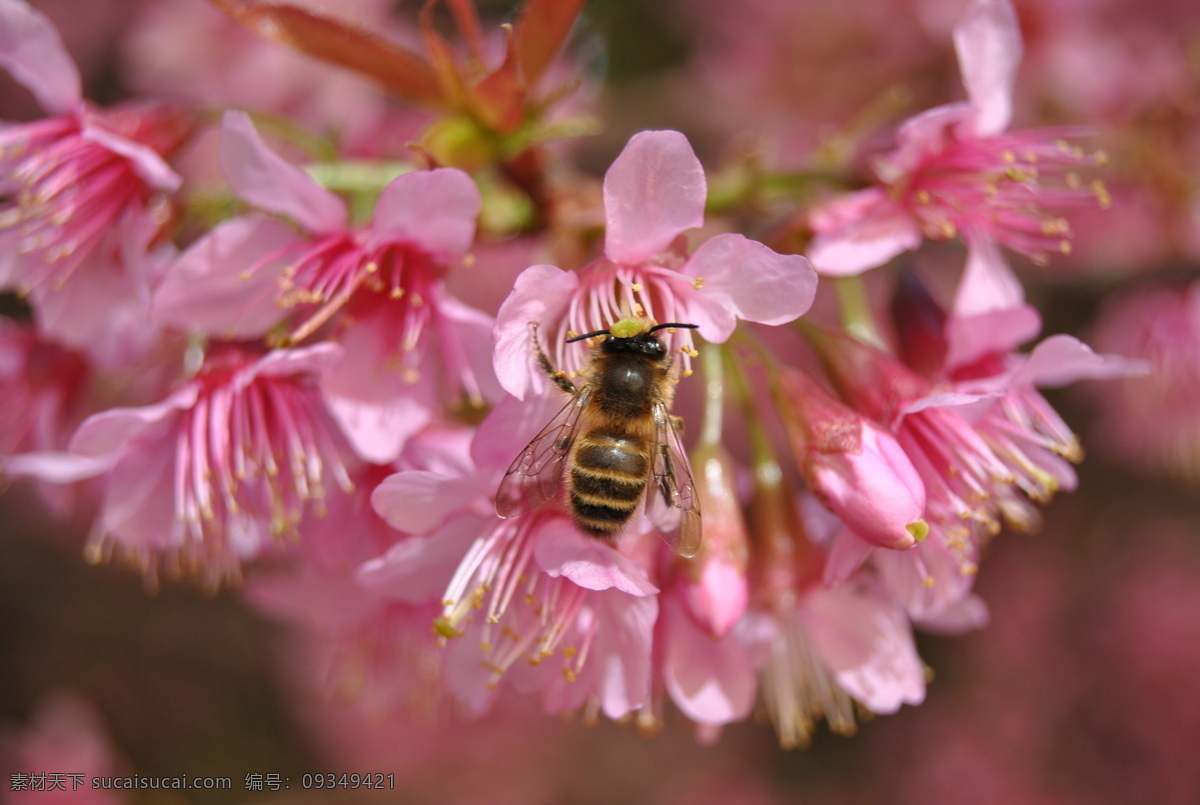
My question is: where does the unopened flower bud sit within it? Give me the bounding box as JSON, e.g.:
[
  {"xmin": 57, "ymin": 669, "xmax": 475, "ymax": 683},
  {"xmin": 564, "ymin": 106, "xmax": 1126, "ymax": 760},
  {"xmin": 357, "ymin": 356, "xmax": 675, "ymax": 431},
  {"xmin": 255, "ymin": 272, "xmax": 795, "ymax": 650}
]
[
  {"xmin": 805, "ymin": 327, "xmax": 928, "ymax": 426},
  {"xmin": 775, "ymin": 369, "xmax": 926, "ymax": 550},
  {"xmin": 679, "ymin": 443, "xmax": 749, "ymax": 637}
]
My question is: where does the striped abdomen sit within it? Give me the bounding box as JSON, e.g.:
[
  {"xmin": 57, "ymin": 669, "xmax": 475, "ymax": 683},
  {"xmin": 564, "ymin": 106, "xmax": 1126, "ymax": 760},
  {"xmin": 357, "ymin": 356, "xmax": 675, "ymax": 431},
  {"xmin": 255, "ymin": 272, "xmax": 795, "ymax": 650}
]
[{"xmin": 568, "ymin": 429, "xmax": 650, "ymax": 536}]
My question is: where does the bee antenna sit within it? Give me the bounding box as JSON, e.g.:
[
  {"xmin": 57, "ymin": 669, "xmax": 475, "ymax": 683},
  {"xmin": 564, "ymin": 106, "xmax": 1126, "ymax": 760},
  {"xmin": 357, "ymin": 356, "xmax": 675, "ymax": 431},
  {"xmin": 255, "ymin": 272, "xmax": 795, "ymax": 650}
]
[
  {"xmin": 648, "ymin": 322, "xmax": 699, "ymax": 334},
  {"xmin": 566, "ymin": 328, "xmax": 612, "ymax": 343}
]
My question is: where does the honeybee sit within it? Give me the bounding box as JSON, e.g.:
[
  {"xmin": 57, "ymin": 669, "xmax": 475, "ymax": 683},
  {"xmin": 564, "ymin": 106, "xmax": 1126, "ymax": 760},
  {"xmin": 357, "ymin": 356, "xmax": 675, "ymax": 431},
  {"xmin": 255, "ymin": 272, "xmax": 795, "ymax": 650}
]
[{"xmin": 495, "ymin": 317, "xmax": 703, "ymax": 558}]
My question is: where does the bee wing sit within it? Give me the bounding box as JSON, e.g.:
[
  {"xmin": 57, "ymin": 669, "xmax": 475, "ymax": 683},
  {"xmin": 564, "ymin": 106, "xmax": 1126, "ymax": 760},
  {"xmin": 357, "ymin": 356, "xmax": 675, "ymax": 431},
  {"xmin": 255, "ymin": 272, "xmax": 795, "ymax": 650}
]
[
  {"xmin": 494, "ymin": 387, "xmax": 592, "ymax": 518},
  {"xmin": 648, "ymin": 400, "xmax": 702, "ymax": 558}
]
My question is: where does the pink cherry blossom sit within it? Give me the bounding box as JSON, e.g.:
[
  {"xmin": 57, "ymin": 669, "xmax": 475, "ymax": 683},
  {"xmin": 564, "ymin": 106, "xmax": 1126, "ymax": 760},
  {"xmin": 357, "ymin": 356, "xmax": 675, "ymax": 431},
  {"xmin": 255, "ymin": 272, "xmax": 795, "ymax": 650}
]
[
  {"xmin": 247, "ymin": 452, "xmax": 471, "ymax": 719},
  {"xmin": 806, "ymin": 0, "xmax": 1107, "ymax": 317},
  {"xmin": 0, "ymin": 318, "xmax": 95, "ymax": 515},
  {"xmin": 369, "ymin": 397, "xmax": 661, "ymax": 721},
  {"xmin": 0, "ymin": 0, "xmax": 191, "ymax": 349},
  {"xmin": 152, "ymin": 111, "xmax": 494, "ymax": 462},
  {"xmin": 0, "ymin": 318, "xmax": 88, "ymax": 458},
  {"xmin": 727, "ymin": 441, "xmax": 928, "ymax": 748},
  {"xmin": 9, "ymin": 342, "xmax": 356, "ymax": 586},
  {"xmin": 494, "ymin": 129, "xmax": 817, "ymax": 399},
  {"xmin": 742, "ymin": 579, "xmax": 926, "ymax": 749},
  {"xmin": 815, "ymin": 323, "xmax": 1141, "ymax": 622}
]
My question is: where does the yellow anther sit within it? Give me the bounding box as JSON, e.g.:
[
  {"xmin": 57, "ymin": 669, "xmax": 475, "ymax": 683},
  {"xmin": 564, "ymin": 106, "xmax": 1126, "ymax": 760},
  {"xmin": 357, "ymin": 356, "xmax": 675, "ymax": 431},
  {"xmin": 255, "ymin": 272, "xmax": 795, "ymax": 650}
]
[{"xmin": 1004, "ymin": 166, "xmax": 1028, "ymax": 182}]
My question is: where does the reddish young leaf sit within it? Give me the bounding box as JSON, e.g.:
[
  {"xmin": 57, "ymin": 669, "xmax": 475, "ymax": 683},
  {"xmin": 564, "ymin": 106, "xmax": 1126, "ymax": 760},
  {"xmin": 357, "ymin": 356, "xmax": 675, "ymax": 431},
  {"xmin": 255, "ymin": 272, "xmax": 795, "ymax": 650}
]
[
  {"xmin": 447, "ymin": 0, "xmax": 487, "ymax": 67},
  {"xmin": 211, "ymin": 0, "xmax": 444, "ymax": 107},
  {"xmin": 420, "ymin": 0, "xmax": 471, "ymax": 110},
  {"xmin": 514, "ymin": 0, "xmax": 585, "ymax": 85},
  {"xmin": 471, "ymin": 24, "xmax": 525, "ymax": 134}
]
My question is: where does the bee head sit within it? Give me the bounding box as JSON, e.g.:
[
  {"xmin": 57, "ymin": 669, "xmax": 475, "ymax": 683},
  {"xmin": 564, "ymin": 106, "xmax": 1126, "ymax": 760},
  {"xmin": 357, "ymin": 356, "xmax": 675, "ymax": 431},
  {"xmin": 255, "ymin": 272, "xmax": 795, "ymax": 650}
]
[{"xmin": 567, "ymin": 318, "xmax": 698, "ymax": 357}]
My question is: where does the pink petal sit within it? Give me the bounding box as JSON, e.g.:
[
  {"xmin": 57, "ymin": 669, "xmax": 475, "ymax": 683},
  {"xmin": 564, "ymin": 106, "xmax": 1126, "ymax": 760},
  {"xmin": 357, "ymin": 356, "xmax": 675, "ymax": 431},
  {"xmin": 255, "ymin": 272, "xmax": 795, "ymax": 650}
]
[
  {"xmin": 248, "ymin": 342, "xmax": 342, "ymax": 381},
  {"xmin": 492, "ymin": 264, "xmax": 579, "ymax": 399},
  {"xmin": 0, "ymin": 0, "xmax": 80, "ymax": 114},
  {"xmin": 913, "ymin": 592, "xmax": 990, "ymax": 635},
  {"xmin": 953, "ymin": 0, "xmax": 1022, "ymax": 136},
  {"xmin": 2, "ymin": 450, "xmax": 115, "ymax": 482},
  {"xmin": 82, "ymin": 123, "xmax": 181, "ymax": 192},
  {"xmin": 436, "ymin": 292, "xmax": 504, "ymax": 406},
  {"xmin": 876, "ymin": 538, "xmax": 977, "ymax": 622},
  {"xmin": 533, "ymin": 522, "xmax": 659, "ymax": 596},
  {"xmin": 370, "ymin": 469, "xmax": 485, "ymax": 536},
  {"xmin": 369, "ymin": 168, "xmax": 481, "ymax": 259},
  {"xmin": 593, "ymin": 594, "xmax": 658, "ymax": 719},
  {"xmin": 316, "ymin": 312, "xmax": 436, "ymax": 463},
  {"xmin": 807, "ymin": 189, "xmax": 921, "ymax": 276},
  {"xmin": 603, "ymin": 130, "xmax": 706, "ymax": 265},
  {"xmin": 902, "ymin": 389, "xmax": 1002, "ymax": 416},
  {"xmin": 1012, "ymin": 334, "xmax": 1151, "ymax": 388},
  {"xmin": 808, "ymin": 424, "xmax": 926, "ymax": 550},
  {"xmin": 944, "ymin": 303, "xmax": 1042, "ymax": 372},
  {"xmin": 152, "ymin": 216, "xmax": 297, "ymax": 338},
  {"xmin": 325, "ymin": 393, "xmax": 432, "ymax": 465},
  {"xmin": 684, "ymin": 234, "xmax": 817, "ymax": 341},
  {"xmin": 880, "ymin": 103, "xmax": 974, "ymax": 181},
  {"xmin": 822, "ymin": 527, "xmax": 874, "ymax": 587},
  {"xmin": 661, "ymin": 595, "xmax": 756, "ymax": 725},
  {"xmin": 219, "ymin": 110, "xmax": 347, "ymax": 233},
  {"xmin": 470, "ymin": 392, "xmax": 565, "ymax": 474},
  {"xmin": 68, "ymin": 385, "xmax": 198, "ymax": 457},
  {"xmin": 28, "ymin": 254, "xmax": 150, "ymax": 358},
  {"xmin": 803, "ymin": 584, "xmax": 926, "ymax": 713},
  {"xmin": 98, "ymin": 422, "xmax": 187, "ymax": 551},
  {"xmin": 356, "ymin": 513, "xmax": 481, "ymax": 602},
  {"xmin": 538, "ymin": 592, "xmax": 658, "ymax": 720},
  {"xmin": 680, "ymin": 556, "xmax": 748, "ymax": 638},
  {"xmin": 953, "ymin": 234, "xmax": 1024, "ymax": 316}
]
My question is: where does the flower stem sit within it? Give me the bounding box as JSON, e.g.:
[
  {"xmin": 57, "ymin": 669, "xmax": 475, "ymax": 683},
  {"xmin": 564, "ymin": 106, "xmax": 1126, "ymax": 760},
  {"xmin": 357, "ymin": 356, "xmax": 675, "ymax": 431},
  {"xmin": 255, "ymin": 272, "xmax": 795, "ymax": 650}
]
[
  {"xmin": 721, "ymin": 340, "xmax": 776, "ymax": 469},
  {"xmin": 699, "ymin": 340, "xmax": 725, "ymax": 446},
  {"xmin": 834, "ymin": 275, "xmax": 885, "ymax": 348}
]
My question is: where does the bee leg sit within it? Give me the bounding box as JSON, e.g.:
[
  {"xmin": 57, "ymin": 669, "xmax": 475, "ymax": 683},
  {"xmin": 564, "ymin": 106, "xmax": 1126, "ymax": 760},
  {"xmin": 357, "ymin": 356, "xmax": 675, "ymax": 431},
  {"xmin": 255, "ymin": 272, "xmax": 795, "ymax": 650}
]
[
  {"xmin": 531, "ymin": 321, "xmax": 577, "ymax": 395},
  {"xmin": 669, "ymin": 415, "xmax": 685, "ymax": 436}
]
